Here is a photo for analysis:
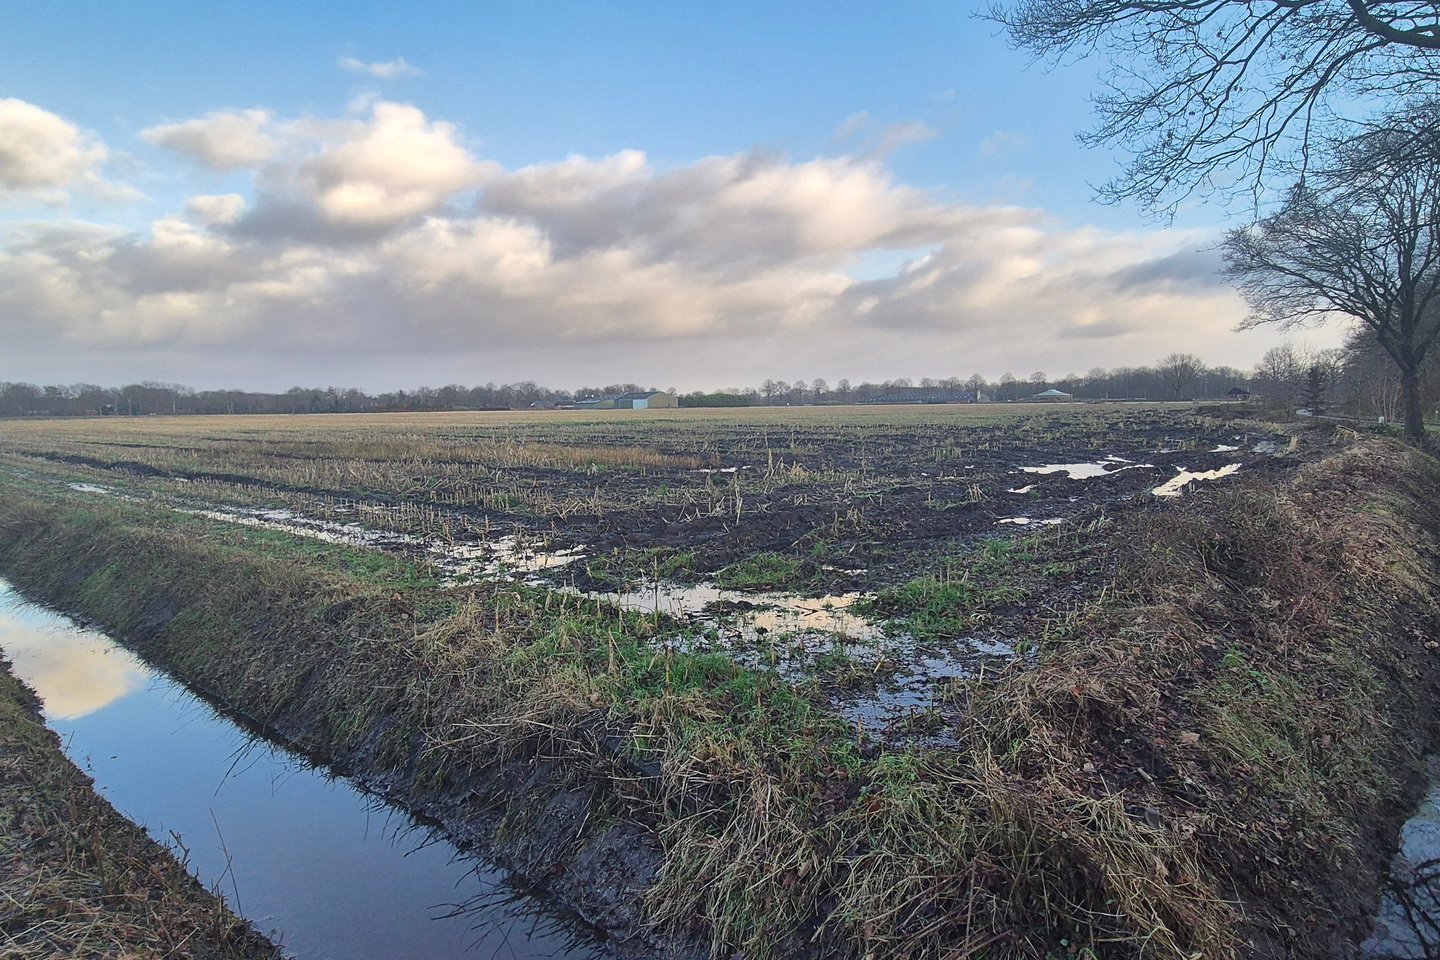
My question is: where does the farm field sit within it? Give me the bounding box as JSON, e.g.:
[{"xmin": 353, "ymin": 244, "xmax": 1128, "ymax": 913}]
[
  {"xmin": 0, "ymin": 404, "xmax": 1277, "ymax": 745},
  {"xmin": 2, "ymin": 404, "xmax": 1438, "ymax": 959}
]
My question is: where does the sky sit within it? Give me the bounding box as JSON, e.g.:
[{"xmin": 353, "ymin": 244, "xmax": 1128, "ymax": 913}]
[{"xmin": 0, "ymin": 1, "xmax": 1343, "ymax": 393}]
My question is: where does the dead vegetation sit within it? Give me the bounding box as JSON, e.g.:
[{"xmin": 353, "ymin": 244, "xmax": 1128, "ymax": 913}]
[{"xmin": 0, "ymin": 420, "xmax": 1434, "ymax": 958}]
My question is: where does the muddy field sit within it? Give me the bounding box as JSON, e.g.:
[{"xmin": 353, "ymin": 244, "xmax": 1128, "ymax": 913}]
[
  {"xmin": 0, "ymin": 405, "xmax": 1278, "ymax": 590},
  {"xmin": 3, "ymin": 405, "xmax": 1439, "ymax": 959},
  {"xmin": 0, "ymin": 404, "xmax": 1284, "ymax": 745}
]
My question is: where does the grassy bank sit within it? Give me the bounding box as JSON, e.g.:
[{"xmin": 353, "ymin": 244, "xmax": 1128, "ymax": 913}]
[
  {"xmin": 0, "ymin": 656, "xmax": 278, "ymax": 959},
  {"xmin": 0, "ymin": 434, "xmax": 1436, "ymax": 957}
]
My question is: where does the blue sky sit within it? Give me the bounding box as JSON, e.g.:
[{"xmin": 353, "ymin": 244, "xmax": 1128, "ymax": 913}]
[{"xmin": 0, "ymin": 2, "xmax": 1333, "ymax": 391}]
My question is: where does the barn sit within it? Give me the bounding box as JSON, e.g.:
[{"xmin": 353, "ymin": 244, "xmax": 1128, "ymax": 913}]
[{"xmin": 614, "ymin": 391, "xmax": 679, "ymax": 410}]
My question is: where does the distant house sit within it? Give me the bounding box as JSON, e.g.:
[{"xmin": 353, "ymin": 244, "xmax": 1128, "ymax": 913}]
[
  {"xmin": 614, "ymin": 391, "xmax": 679, "ymax": 410},
  {"xmin": 1226, "ymin": 387, "xmax": 1252, "ymax": 400},
  {"xmin": 1031, "ymin": 388, "xmax": 1073, "ymax": 402},
  {"xmin": 575, "ymin": 396, "xmax": 617, "ymax": 410}
]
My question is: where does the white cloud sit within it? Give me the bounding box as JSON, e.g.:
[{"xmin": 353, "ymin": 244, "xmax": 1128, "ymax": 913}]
[
  {"xmin": 145, "ymin": 110, "xmax": 277, "ymax": 169},
  {"xmin": 184, "ymin": 193, "xmax": 245, "ymax": 225},
  {"xmin": 338, "ymin": 56, "xmax": 422, "ymax": 79},
  {"xmin": 0, "ymin": 99, "xmax": 131, "ymax": 202},
  {"xmin": 1, "ymin": 98, "xmax": 1331, "ymax": 386},
  {"xmin": 141, "ymin": 109, "xmax": 277, "ymax": 170},
  {"xmin": 830, "ymin": 112, "xmax": 938, "ymax": 158},
  {"xmin": 296, "ymin": 102, "xmax": 485, "ymax": 226}
]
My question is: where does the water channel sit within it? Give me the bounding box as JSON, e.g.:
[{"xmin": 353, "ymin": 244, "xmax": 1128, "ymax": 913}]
[{"xmin": 0, "ymin": 578, "xmax": 611, "ymax": 960}]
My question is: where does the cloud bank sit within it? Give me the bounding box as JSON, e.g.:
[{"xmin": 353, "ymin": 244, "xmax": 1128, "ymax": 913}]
[
  {"xmin": 1, "ymin": 96, "xmax": 1286, "ymax": 389},
  {"xmin": 0, "ymin": 99, "xmax": 135, "ymax": 203}
]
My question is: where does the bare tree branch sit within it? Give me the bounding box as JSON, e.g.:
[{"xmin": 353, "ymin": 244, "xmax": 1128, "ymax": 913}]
[{"xmin": 988, "ymin": 0, "xmax": 1440, "ymax": 211}]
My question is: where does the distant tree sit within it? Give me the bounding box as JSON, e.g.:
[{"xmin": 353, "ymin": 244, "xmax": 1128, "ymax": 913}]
[
  {"xmin": 991, "ymin": 0, "xmax": 1440, "ymax": 211},
  {"xmin": 997, "ymin": 373, "xmax": 1016, "ymax": 401},
  {"xmin": 1157, "ymin": 353, "xmax": 1205, "ymax": 399},
  {"xmin": 836, "ymin": 378, "xmax": 852, "ymax": 402},
  {"xmin": 1301, "ymin": 363, "xmax": 1329, "ymax": 417},
  {"xmin": 811, "ymin": 377, "xmax": 829, "ymax": 402},
  {"xmin": 1254, "ymin": 345, "xmax": 1304, "ymax": 411},
  {"xmin": 1224, "ymin": 107, "xmax": 1440, "ymax": 437}
]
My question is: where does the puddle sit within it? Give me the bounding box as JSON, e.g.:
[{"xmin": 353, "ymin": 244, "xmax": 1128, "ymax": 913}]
[
  {"xmin": 0, "ymin": 579, "xmax": 611, "ymax": 960},
  {"xmin": 834, "ymin": 638, "xmax": 1017, "ymax": 743},
  {"xmin": 1006, "ymin": 484, "xmax": 1036, "ymax": 494},
  {"xmin": 68, "ymin": 481, "xmax": 117, "ymax": 495},
  {"xmin": 1253, "ymin": 440, "xmax": 1281, "ymax": 455},
  {"xmin": 446, "ymin": 535, "xmax": 586, "ymax": 577},
  {"xmin": 1151, "ymin": 463, "xmax": 1242, "ymax": 497},
  {"xmin": 997, "ymin": 517, "xmax": 1063, "ymax": 526},
  {"xmin": 176, "ymin": 506, "xmax": 406, "ymax": 550},
  {"xmin": 569, "ymin": 580, "xmax": 881, "ymax": 646},
  {"xmin": 1363, "ymin": 757, "xmax": 1440, "ymax": 958},
  {"xmin": 1020, "ymin": 459, "xmax": 1155, "ymax": 480},
  {"xmin": 61, "ymin": 482, "xmax": 587, "ymax": 585}
]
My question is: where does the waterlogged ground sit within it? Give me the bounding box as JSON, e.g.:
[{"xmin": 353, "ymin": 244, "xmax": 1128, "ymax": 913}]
[{"xmin": 0, "ymin": 405, "xmax": 1289, "ymax": 745}]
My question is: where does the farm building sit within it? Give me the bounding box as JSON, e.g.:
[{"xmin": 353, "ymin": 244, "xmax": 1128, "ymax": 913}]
[
  {"xmin": 574, "ymin": 397, "xmax": 617, "ymax": 410},
  {"xmin": 614, "ymin": 391, "xmax": 678, "ymax": 410},
  {"xmin": 1226, "ymin": 387, "xmax": 1252, "ymax": 400},
  {"xmin": 1031, "ymin": 388, "xmax": 1073, "ymax": 402}
]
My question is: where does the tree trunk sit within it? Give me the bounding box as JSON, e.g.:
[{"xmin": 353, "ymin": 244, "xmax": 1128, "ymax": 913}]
[{"xmin": 1401, "ymin": 367, "xmax": 1426, "ymax": 439}]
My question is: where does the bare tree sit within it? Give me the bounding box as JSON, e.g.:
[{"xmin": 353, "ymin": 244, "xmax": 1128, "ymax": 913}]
[
  {"xmin": 1156, "ymin": 353, "xmax": 1205, "ymax": 399},
  {"xmin": 1223, "ymin": 108, "xmax": 1440, "ymax": 437},
  {"xmin": 990, "ymin": 0, "xmax": 1440, "ymax": 211}
]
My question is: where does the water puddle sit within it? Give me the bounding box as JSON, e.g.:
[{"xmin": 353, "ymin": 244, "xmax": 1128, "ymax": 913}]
[
  {"xmin": 1363, "ymin": 757, "xmax": 1440, "ymax": 958},
  {"xmin": 0, "ymin": 579, "xmax": 611, "ymax": 960},
  {"xmin": 835, "ymin": 637, "xmax": 1017, "ymax": 744},
  {"xmin": 60, "ymin": 482, "xmax": 587, "ymax": 585},
  {"xmin": 567, "ymin": 580, "xmax": 881, "ymax": 646},
  {"xmin": 997, "ymin": 517, "xmax": 1064, "ymax": 527},
  {"xmin": 446, "ymin": 536, "xmax": 587, "ymax": 577},
  {"xmin": 1151, "ymin": 463, "xmax": 1242, "ymax": 497},
  {"xmin": 1020, "ymin": 458, "xmax": 1155, "ymax": 480}
]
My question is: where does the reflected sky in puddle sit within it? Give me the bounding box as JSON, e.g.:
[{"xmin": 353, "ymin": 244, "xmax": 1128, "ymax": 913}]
[
  {"xmin": 61, "ymin": 483, "xmax": 588, "ymax": 586},
  {"xmin": 1151, "ymin": 463, "xmax": 1242, "ymax": 497},
  {"xmin": 563, "ymin": 579, "xmax": 881, "ymax": 645},
  {"xmin": 1019, "ymin": 457, "xmax": 1156, "ymax": 480},
  {"xmin": 0, "ymin": 604, "xmax": 150, "ymax": 719},
  {"xmin": 1364, "ymin": 757, "xmax": 1440, "ymax": 958},
  {"xmin": 0, "ymin": 579, "xmax": 610, "ymax": 960}
]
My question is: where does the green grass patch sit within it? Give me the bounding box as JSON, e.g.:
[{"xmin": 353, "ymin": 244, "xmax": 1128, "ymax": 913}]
[{"xmin": 715, "ymin": 551, "xmax": 806, "ymax": 590}]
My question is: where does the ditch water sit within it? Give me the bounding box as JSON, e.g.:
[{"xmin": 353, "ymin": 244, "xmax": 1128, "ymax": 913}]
[
  {"xmin": 1363, "ymin": 756, "xmax": 1440, "ymax": 958},
  {"xmin": 0, "ymin": 578, "xmax": 612, "ymax": 960}
]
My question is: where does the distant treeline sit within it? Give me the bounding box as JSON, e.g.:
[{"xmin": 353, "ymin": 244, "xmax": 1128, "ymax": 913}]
[{"xmin": 3, "ymin": 336, "xmax": 1432, "ymax": 419}]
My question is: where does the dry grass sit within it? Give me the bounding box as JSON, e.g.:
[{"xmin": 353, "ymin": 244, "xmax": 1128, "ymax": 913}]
[{"xmin": 0, "ymin": 431, "xmax": 1432, "ymax": 959}]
